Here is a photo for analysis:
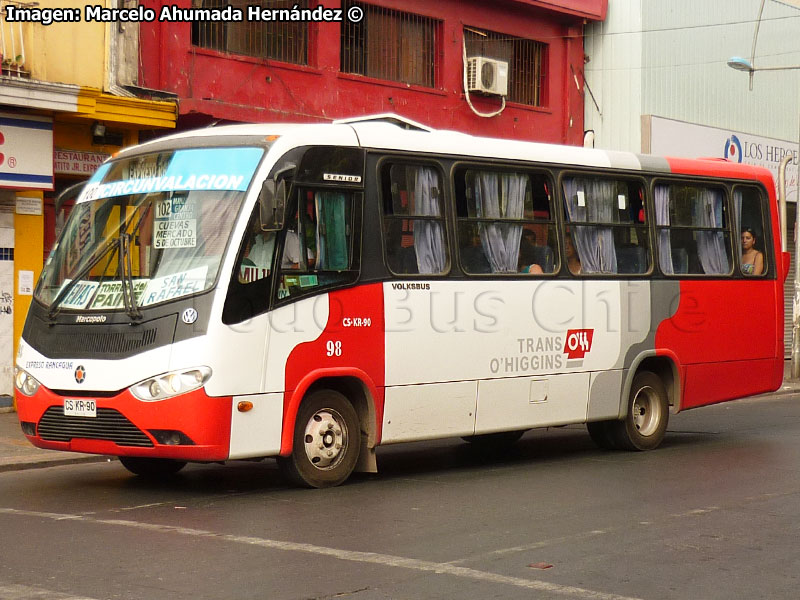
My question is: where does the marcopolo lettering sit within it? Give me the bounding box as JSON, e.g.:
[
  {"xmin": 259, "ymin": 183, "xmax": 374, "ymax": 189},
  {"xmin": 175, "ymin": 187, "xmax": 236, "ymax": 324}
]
[{"xmin": 75, "ymin": 315, "xmax": 107, "ymax": 323}]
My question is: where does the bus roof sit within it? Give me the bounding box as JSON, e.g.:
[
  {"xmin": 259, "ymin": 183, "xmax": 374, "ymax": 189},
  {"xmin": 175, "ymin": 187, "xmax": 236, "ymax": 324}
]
[{"xmin": 120, "ymin": 115, "xmax": 774, "ymax": 183}]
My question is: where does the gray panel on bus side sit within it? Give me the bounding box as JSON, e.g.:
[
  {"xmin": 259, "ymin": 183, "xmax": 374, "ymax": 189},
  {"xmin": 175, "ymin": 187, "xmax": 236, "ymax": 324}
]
[
  {"xmin": 587, "ymin": 369, "xmax": 624, "ymax": 421},
  {"xmin": 589, "ymin": 280, "xmax": 681, "ymax": 420}
]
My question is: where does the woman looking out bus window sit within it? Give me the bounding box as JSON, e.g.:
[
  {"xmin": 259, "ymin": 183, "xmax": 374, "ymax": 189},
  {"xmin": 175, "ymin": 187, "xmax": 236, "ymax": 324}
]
[{"xmin": 741, "ymin": 228, "xmax": 763, "ymax": 275}]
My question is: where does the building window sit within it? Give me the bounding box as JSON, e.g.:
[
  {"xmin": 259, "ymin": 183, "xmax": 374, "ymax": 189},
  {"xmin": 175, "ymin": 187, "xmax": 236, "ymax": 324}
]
[
  {"xmin": 191, "ymin": 0, "xmax": 309, "ymax": 65},
  {"xmin": 464, "ymin": 27, "xmax": 546, "ymax": 107},
  {"xmin": 341, "ymin": 2, "xmax": 440, "ymax": 88}
]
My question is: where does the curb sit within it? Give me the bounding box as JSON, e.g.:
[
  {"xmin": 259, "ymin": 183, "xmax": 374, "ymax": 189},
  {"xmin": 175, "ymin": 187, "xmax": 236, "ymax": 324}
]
[{"xmin": 0, "ymin": 454, "xmax": 111, "ymax": 473}]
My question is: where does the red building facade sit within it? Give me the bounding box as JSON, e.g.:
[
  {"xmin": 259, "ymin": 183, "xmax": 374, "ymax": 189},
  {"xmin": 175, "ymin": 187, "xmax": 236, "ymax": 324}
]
[{"xmin": 139, "ymin": 0, "xmax": 606, "ymax": 144}]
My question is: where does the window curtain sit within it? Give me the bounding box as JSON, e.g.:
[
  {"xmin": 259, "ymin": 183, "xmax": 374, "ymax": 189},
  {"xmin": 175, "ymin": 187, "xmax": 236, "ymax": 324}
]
[
  {"xmin": 410, "ymin": 167, "xmax": 447, "ymax": 274},
  {"xmin": 474, "ymin": 172, "xmax": 527, "ymax": 273},
  {"xmin": 562, "ymin": 178, "xmax": 617, "ymax": 273},
  {"xmin": 315, "ymin": 191, "xmax": 348, "ymax": 270},
  {"xmin": 696, "ymin": 188, "xmax": 729, "ymax": 274},
  {"xmin": 654, "ymin": 185, "xmax": 673, "ymax": 274}
]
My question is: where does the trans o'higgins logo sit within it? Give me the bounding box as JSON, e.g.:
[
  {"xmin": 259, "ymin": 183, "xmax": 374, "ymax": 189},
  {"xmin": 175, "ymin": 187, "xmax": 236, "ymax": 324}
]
[
  {"xmin": 724, "ymin": 135, "xmax": 743, "ymax": 163},
  {"xmin": 74, "ymin": 365, "xmax": 86, "ymax": 384},
  {"xmin": 564, "ymin": 329, "xmax": 594, "ymax": 359}
]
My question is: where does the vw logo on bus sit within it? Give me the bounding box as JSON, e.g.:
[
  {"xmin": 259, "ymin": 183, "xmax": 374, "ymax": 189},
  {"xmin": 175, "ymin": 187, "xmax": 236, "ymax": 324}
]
[{"xmin": 181, "ymin": 308, "xmax": 198, "ymax": 324}]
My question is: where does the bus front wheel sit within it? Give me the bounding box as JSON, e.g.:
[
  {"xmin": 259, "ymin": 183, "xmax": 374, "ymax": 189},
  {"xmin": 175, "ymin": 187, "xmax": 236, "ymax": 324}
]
[
  {"xmin": 610, "ymin": 371, "xmax": 669, "ymax": 451},
  {"xmin": 278, "ymin": 389, "xmax": 360, "ymax": 488},
  {"xmin": 119, "ymin": 456, "xmax": 187, "ymax": 478}
]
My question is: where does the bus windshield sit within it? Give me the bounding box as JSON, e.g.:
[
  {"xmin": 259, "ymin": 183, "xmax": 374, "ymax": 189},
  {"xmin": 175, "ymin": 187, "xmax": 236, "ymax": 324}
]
[{"xmin": 35, "ymin": 146, "xmax": 265, "ymax": 313}]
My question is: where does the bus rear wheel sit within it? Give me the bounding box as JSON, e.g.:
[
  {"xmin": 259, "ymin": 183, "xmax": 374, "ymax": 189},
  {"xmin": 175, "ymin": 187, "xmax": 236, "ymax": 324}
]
[
  {"xmin": 278, "ymin": 390, "xmax": 360, "ymax": 488},
  {"xmin": 610, "ymin": 371, "xmax": 669, "ymax": 451},
  {"xmin": 119, "ymin": 456, "xmax": 187, "ymax": 478}
]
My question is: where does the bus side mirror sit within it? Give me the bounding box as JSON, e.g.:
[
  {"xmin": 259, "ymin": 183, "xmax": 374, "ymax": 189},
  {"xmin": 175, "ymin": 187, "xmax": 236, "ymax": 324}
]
[
  {"xmin": 259, "ymin": 178, "xmax": 286, "ymax": 231},
  {"xmin": 259, "ymin": 163, "xmax": 295, "ymax": 231}
]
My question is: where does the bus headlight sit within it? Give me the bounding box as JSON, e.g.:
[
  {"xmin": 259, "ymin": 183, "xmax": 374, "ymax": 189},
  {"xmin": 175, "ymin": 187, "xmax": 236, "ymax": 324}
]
[
  {"xmin": 130, "ymin": 367, "xmax": 212, "ymax": 402},
  {"xmin": 14, "ymin": 368, "xmax": 40, "ymax": 397}
]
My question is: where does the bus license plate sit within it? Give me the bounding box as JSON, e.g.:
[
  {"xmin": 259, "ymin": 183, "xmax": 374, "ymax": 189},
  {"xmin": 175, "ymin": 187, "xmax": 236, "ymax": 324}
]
[{"xmin": 64, "ymin": 399, "xmax": 96, "ymax": 418}]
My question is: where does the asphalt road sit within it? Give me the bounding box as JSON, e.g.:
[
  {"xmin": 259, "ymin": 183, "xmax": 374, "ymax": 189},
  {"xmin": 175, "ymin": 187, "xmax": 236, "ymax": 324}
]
[{"xmin": 1, "ymin": 392, "xmax": 799, "ymax": 600}]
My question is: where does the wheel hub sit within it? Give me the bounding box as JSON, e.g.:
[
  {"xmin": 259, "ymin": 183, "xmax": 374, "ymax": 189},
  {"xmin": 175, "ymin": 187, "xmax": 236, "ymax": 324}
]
[
  {"xmin": 303, "ymin": 409, "xmax": 348, "ymax": 470},
  {"xmin": 632, "ymin": 386, "xmax": 659, "ymax": 437}
]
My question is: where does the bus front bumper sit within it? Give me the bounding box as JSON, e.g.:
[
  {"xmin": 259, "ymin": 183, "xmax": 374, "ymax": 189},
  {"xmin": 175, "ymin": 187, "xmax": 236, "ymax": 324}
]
[{"xmin": 15, "ymin": 385, "xmax": 232, "ymax": 462}]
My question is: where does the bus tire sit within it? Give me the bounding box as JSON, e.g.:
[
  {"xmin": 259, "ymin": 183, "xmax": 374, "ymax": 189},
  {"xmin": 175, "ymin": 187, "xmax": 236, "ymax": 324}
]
[
  {"xmin": 586, "ymin": 421, "xmax": 617, "ymax": 450},
  {"xmin": 610, "ymin": 371, "xmax": 669, "ymax": 451},
  {"xmin": 119, "ymin": 456, "xmax": 186, "ymax": 478},
  {"xmin": 278, "ymin": 389, "xmax": 360, "ymax": 488}
]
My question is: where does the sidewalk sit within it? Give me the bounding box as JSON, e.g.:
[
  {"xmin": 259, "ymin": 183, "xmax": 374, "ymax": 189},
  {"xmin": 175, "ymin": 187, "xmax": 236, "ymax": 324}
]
[
  {"xmin": 0, "ymin": 409, "xmax": 110, "ymax": 473},
  {"xmin": 1, "ymin": 363, "xmax": 800, "ymax": 473}
]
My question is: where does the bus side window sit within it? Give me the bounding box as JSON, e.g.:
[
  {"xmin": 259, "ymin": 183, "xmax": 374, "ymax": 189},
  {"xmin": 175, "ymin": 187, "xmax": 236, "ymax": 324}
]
[
  {"xmin": 562, "ymin": 176, "xmax": 649, "ymax": 275},
  {"xmin": 237, "ymin": 209, "xmax": 275, "ymax": 285},
  {"xmin": 277, "ymin": 189, "xmax": 356, "ymax": 300},
  {"xmin": 455, "ymin": 168, "xmax": 557, "ymax": 275},
  {"xmin": 655, "ymin": 184, "xmax": 731, "ymax": 276},
  {"xmin": 735, "ymin": 186, "xmax": 768, "ymax": 276},
  {"xmin": 381, "ymin": 163, "xmax": 449, "ymax": 276}
]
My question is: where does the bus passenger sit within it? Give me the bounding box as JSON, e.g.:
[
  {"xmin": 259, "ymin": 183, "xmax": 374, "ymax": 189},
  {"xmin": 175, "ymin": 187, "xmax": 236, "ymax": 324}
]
[
  {"xmin": 239, "ymin": 220, "xmax": 275, "ymax": 283},
  {"xmin": 519, "ymin": 228, "xmax": 544, "ymax": 274},
  {"xmin": 565, "ymin": 230, "xmax": 582, "ymax": 274},
  {"xmin": 282, "ymin": 228, "xmax": 315, "ymax": 269},
  {"xmin": 741, "ymin": 228, "xmax": 763, "ymax": 275}
]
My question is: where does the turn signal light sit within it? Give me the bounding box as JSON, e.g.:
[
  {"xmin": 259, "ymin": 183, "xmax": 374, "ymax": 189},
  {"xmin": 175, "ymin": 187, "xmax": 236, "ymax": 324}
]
[{"xmin": 237, "ymin": 401, "xmax": 254, "ymax": 412}]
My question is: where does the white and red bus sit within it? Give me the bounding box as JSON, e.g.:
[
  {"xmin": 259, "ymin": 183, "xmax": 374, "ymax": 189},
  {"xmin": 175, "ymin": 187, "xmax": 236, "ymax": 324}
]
[{"xmin": 15, "ymin": 116, "xmax": 786, "ymax": 487}]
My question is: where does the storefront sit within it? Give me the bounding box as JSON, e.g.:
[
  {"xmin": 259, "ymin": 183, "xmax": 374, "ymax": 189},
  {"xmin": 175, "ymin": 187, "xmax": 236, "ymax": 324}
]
[
  {"xmin": 0, "ymin": 82, "xmax": 176, "ymax": 410},
  {"xmin": 0, "ymin": 112, "xmax": 53, "ymax": 407}
]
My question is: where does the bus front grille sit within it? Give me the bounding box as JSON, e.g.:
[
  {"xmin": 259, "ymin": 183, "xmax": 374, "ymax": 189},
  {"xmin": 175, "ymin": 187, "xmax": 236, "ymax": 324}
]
[{"xmin": 38, "ymin": 407, "xmax": 154, "ymax": 447}]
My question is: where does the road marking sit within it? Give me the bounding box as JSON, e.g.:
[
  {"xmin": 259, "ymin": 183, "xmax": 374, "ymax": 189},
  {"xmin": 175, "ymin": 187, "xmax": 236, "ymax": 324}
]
[
  {"xmin": 0, "ymin": 507, "xmax": 643, "ymax": 600},
  {"xmin": 0, "ymin": 583, "xmax": 101, "ymax": 600},
  {"xmin": 445, "ymin": 529, "xmax": 609, "ymax": 566},
  {"xmin": 116, "ymin": 501, "xmax": 172, "ymax": 512}
]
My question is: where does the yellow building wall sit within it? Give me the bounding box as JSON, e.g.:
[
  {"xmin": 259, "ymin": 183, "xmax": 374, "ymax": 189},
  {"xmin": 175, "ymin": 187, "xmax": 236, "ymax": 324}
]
[
  {"xmin": 12, "ymin": 192, "xmax": 44, "ymax": 409},
  {"xmin": 14, "ymin": 1, "xmax": 107, "ymax": 87},
  {"xmin": 54, "ymin": 117, "xmax": 139, "ymax": 152}
]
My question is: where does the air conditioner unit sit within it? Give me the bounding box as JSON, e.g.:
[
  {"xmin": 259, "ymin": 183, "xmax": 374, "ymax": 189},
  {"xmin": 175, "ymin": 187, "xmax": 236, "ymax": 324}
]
[{"xmin": 467, "ymin": 56, "xmax": 509, "ymax": 96}]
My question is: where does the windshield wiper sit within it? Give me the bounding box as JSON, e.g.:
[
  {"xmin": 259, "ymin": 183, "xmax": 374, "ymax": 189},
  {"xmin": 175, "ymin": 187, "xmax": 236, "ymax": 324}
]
[
  {"xmin": 47, "ymin": 237, "xmax": 120, "ymax": 321},
  {"xmin": 118, "ymin": 204, "xmax": 152, "ymax": 321},
  {"xmin": 118, "ymin": 232, "xmax": 142, "ymax": 321}
]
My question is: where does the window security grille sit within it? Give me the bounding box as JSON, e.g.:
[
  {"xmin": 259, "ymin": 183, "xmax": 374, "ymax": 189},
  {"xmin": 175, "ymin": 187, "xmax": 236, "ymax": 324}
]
[
  {"xmin": 464, "ymin": 28, "xmax": 546, "ymax": 107},
  {"xmin": 191, "ymin": 0, "xmax": 309, "ymax": 65},
  {"xmin": 341, "ymin": 1, "xmax": 440, "ymax": 88}
]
